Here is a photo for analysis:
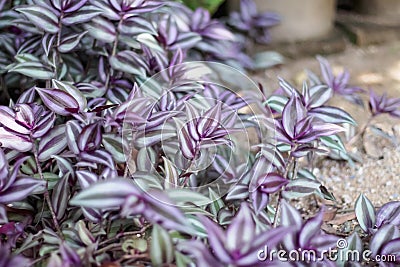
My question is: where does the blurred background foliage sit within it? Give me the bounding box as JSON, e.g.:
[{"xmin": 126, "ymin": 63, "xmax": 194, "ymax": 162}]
[{"xmin": 179, "ymin": 0, "xmax": 225, "ymax": 14}]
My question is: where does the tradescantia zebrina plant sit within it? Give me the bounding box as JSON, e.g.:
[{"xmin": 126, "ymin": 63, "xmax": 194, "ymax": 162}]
[{"xmin": 1, "ymin": 0, "xmax": 400, "ymax": 266}]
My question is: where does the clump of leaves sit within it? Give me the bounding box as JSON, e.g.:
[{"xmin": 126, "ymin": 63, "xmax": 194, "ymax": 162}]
[{"xmin": 0, "ymin": 0, "xmax": 399, "ymax": 266}]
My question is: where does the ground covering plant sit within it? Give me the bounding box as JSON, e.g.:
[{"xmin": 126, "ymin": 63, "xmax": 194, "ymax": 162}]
[{"xmin": 0, "ymin": 0, "xmax": 400, "ymax": 266}]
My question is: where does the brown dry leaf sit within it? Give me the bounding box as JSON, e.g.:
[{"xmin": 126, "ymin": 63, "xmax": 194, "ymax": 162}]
[
  {"xmin": 328, "ymin": 212, "xmax": 356, "ymax": 225},
  {"xmin": 100, "ymin": 262, "xmax": 121, "ymax": 267},
  {"xmin": 323, "ymin": 207, "xmax": 337, "ymax": 222}
]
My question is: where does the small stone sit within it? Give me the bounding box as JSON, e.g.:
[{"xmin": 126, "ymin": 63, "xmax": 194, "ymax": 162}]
[{"xmin": 342, "ymin": 194, "xmax": 352, "ymax": 204}]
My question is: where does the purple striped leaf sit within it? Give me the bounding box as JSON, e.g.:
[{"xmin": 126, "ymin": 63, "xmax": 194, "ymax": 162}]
[
  {"xmin": 35, "ymin": 87, "xmax": 79, "ymax": 115},
  {"xmin": 41, "ymin": 33, "xmax": 55, "ymax": 57},
  {"xmin": 282, "ymin": 94, "xmax": 306, "ymax": 139},
  {"xmin": 16, "ymin": 5, "xmax": 59, "ymax": 33},
  {"xmin": 60, "ymin": 242, "xmax": 81, "ymax": 266},
  {"xmin": 299, "ymin": 208, "xmax": 323, "ymax": 247},
  {"xmin": 150, "ymin": 224, "xmax": 174, "ymax": 266},
  {"xmin": 376, "ymin": 202, "xmax": 400, "ymax": 228},
  {"xmin": 77, "ymin": 123, "xmax": 102, "ymax": 152},
  {"xmin": 282, "ymin": 178, "xmax": 322, "ymax": 199},
  {"xmin": 38, "ymin": 125, "xmax": 67, "ymax": 161},
  {"xmin": 119, "ymin": 16, "xmax": 157, "ymax": 36},
  {"xmin": 0, "ymin": 177, "xmax": 45, "ymax": 203},
  {"xmin": 197, "ymin": 102, "xmax": 222, "ymax": 137},
  {"xmin": 109, "ymin": 50, "xmax": 147, "ymax": 77},
  {"xmin": 14, "ymin": 104, "xmax": 34, "ymax": 130},
  {"xmin": 79, "ymin": 150, "xmax": 114, "ymax": 169},
  {"xmin": 370, "ymin": 224, "xmax": 400, "ymax": 257},
  {"xmin": 70, "ymin": 178, "xmax": 141, "ymax": 209},
  {"xmin": 66, "ymin": 120, "xmax": 82, "ymax": 154},
  {"xmin": 32, "ymin": 111, "xmax": 55, "ymax": 138},
  {"xmin": 84, "ymin": 16, "xmax": 116, "ymax": 43},
  {"xmin": 306, "ymin": 85, "xmax": 333, "ymax": 108},
  {"xmin": 0, "ymin": 107, "xmax": 30, "ymax": 134},
  {"xmin": 76, "ymin": 170, "xmax": 98, "ymax": 189},
  {"xmin": 169, "ymin": 32, "xmax": 202, "ymax": 50},
  {"xmin": 63, "ymin": 0, "xmax": 88, "ymax": 13},
  {"xmin": 250, "ymin": 190, "xmax": 269, "ymax": 215},
  {"xmin": 58, "ymin": 31, "xmax": 87, "ymax": 53},
  {"xmin": 17, "ymin": 87, "xmax": 36, "ymax": 104},
  {"xmin": 51, "ymin": 175, "xmax": 70, "ymax": 220},
  {"xmin": 355, "ymin": 193, "xmax": 376, "ymax": 234},
  {"xmin": 0, "ymin": 149, "xmax": 9, "ymax": 189},
  {"xmin": 258, "ymin": 173, "xmax": 288, "ymax": 194},
  {"xmin": 62, "ymin": 5, "xmax": 103, "ymax": 25},
  {"xmin": 309, "ymin": 106, "xmax": 356, "ymax": 125},
  {"xmin": 52, "ymin": 80, "xmax": 87, "ymax": 112},
  {"xmin": 0, "ymin": 127, "xmax": 32, "ymax": 152},
  {"xmin": 299, "ymin": 123, "xmax": 344, "ymax": 144},
  {"xmin": 226, "ymin": 203, "xmax": 256, "ymax": 250},
  {"xmin": 9, "ymin": 61, "xmax": 54, "ymax": 80}
]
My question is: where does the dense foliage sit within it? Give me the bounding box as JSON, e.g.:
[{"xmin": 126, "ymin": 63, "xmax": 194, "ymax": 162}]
[{"xmin": 0, "ymin": 0, "xmax": 400, "ymax": 266}]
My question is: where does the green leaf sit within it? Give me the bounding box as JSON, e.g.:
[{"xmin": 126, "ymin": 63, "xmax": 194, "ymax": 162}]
[
  {"xmin": 9, "ymin": 61, "xmax": 54, "ymax": 80},
  {"xmin": 38, "ymin": 125, "xmax": 67, "ymax": 162},
  {"xmin": 253, "ymin": 51, "xmax": 285, "ymax": 70},
  {"xmin": 320, "ymin": 135, "xmax": 347, "ymax": 153},
  {"xmin": 165, "ymin": 189, "xmax": 211, "ymax": 206},
  {"xmin": 109, "ymin": 51, "xmax": 147, "ymax": 77},
  {"xmin": 265, "ymin": 95, "xmax": 288, "ymax": 113},
  {"xmin": 58, "ymin": 31, "xmax": 88, "ymax": 53},
  {"xmin": 16, "ymin": 6, "xmax": 59, "ymax": 33},
  {"xmin": 209, "ymin": 188, "xmax": 224, "ymax": 217},
  {"xmin": 102, "ymin": 134, "xmax": 126, "ymax": 163},
  {"xmin": 84, "ymin": 16, "xmax": 116, "ymax": 43},
  {"xmin": 150, "ymin": 225, "xmax": 174, "ymax": 266},
  {"xmin": 182, "ymin": 0, "xmax": 225, "ymax": 14},
  {"xmin": 62, "ymin": 6, "xmax": 103, "ymax": 25},
  {"xmin": 175, "ymin": 251, "xmax": 193, "ymax": 267},
  {"xmin": 282, "ymin": 178, "xmax": 322, "ymax": 199}
]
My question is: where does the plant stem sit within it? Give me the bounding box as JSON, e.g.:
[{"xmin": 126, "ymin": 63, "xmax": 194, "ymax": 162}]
[
  {"xmin": 0, "ymin": 75, "xmax": 10, "ymax": 104},
  {"xmin": 55, "ymin": 11, "xmax": 64, "ymax": 76},
  {"xmin": 346, "ymin": 116, "xmax": 374, "ymax": 148},
  {"xmin": 99, "ymin": 226, "xmax": 150, "ymax": 247},
  {"xmin": 104, "ymin": 18, "xmax": 122, "ymax": 93},
  {"xmin": 31, "ymin": 138, "xmax": 63, "ymax": 237},
  {"xmin": 273, "ymin": 145, "xmax": 299, "ymax": 227},
  {"xmin": 272, "ymin": 191, "xmax": 283, "ymax": 227},
  {"xmin": 94, "ymin": 243, "xmax": 122, "ymax": 256}
]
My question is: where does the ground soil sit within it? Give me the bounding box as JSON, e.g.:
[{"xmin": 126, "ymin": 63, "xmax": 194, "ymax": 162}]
[{"xmin": 253, "ymin": 41, "xmax": 400, "ymax": 231}]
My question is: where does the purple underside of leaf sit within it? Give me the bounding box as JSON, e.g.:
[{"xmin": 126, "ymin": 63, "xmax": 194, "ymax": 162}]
[
  {"xmin": 200, "ymin": 216, "xmax": 231, "ymax": 263},
  {"xmin": 282, "ymin": 94, "xmax": 306, "ymax": 139},
  {"xmin": 237, "ymin": 226, "xmax": 292, "ymax": 266},
  {"xmin": 298, "ymin": 123, "xmax": 344, "ymax": 143},
  {"xmin": 376, "ymin": 201, "xmax": 400, "ymax": 228},
  {"xmin": 142, "ymin": 190, "xmax": 192, "ymax": 233},
  {"xmin": 370, "ymin": 224, "xmax": 400, "ymax": 257},
  {"xmin": 0, "ymin": 149, "xmax": 8, "ymax": 183},
  {"xmin": 298, "ymin": 208, "xmax": 323, "ymax": 248},
  {"xmin": 258, "ymin": 173, "xmax": 288, "ymax": 194}
]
